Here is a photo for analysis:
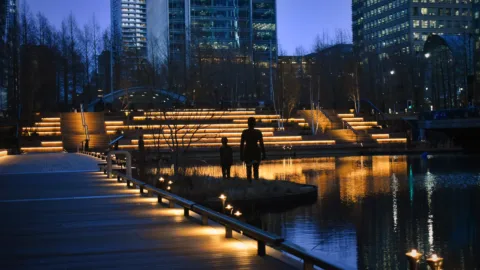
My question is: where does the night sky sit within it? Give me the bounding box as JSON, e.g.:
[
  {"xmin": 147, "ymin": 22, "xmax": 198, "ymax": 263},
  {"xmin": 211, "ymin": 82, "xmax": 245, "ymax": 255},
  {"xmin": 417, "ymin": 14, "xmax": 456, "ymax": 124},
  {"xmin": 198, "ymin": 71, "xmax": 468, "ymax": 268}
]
[{"xmin": 25, "ymin": 0, "xmax": 351, "ymax": 54}]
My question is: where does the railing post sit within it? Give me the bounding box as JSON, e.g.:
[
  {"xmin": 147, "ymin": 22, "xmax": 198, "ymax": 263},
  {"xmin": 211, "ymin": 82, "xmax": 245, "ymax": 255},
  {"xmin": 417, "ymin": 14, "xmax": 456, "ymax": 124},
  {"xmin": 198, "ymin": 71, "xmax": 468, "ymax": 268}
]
[
  {"xmin": 169, "ymin": 200, "xmax": 175, "ymax": 208},
  {"xmin": 303, "ymin": 260, "xmax": 314, "ymax": 270},
  {"xmin": 184, "ymin": 208, "xmax": 189, "ymax": 217},
  {"xmin": 139, "ymin": 186, "xmax": 143, "ymax": 194},
  {"xmin": 257, "ymin": 241, "xmax": 266, "ymax": 256},
  {"xmin": 202, "ymin": 214, "xmax": 208, "ymax": 225},
  {"xmin": 126, "ymin": 179, "xmax": 131, "ymax": 187},
  {"xmin": 225, "ymin": 227, "xmax": 233, "ymax": 238},
  {"xmin": 106, "ymin": 154, "xmax": 112, "ymax": 178},
  {"xmin": 157, "ymin": 194, "xmax": 162, "ymax": 203},
  {"xmin": 117, "ymin": 175, "xmax": 121, "ymax": 182}
]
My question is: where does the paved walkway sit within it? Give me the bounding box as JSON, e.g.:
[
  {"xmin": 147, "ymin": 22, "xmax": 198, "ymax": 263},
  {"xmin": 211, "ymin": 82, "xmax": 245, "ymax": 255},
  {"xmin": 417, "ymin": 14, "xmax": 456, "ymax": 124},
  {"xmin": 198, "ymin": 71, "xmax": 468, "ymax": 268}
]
[{"xmin": 0, "ymin": 154, "xmax": 294, "ymax": 269}]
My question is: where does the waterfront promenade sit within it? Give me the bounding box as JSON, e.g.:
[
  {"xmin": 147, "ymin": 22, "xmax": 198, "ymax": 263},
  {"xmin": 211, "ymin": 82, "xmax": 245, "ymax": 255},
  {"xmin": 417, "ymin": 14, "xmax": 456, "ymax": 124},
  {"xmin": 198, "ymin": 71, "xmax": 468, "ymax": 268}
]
[{"xmin": 0, "ymin": 153, "xmax": 294, "ymax": 269}]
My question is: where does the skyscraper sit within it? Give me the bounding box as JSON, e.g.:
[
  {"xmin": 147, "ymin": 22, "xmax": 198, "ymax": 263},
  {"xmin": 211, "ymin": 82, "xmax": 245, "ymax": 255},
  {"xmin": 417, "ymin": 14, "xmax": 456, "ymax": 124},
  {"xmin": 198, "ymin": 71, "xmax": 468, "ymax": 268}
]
[
  {"xmin": 111, "ymin": 0, "xmax": 148, "ymax": 59},
  {"xmin": 353, "ymin": 0, "xmax": 473, "ymax": 60}
]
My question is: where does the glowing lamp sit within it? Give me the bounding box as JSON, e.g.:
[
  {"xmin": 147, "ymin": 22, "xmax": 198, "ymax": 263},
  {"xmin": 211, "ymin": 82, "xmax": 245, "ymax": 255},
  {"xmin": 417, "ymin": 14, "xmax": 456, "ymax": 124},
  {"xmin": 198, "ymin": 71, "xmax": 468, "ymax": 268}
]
[
  {"xmin": 168, "ymin": 180, "xmax": 173, "ymax": 185},
  {"xmin": 234, "ymin": 210, "xmax": 242, "ymax": 217},
  {"xmin": 159, "ymin": 177, "xmax": 164, "ymax": 182},
  {"xmin": 225, "ymin": 204, "xmax": 233, "ymax": 210},
  {"xmin": 426, "ymin": 254, "xmax": 443, "ymax": 270},
  {"xmin": 167, "ymin": 186, "xmax": 171, "ymax": 191},
  {"xmin": 406, "ymin": 249, "xmax": 422, "ymax": 270},
  {"xmin": 219, "ymin": 194, "xmax": 227, "ymax": 201}
]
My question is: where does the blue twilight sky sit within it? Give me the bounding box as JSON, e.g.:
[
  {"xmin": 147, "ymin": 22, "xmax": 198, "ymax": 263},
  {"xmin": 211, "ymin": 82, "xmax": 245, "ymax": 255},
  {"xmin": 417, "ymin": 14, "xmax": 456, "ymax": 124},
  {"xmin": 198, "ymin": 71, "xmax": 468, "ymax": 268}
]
[{"xmin": 25, "ymin": 0, "xmax": 351, "ymax": 54}]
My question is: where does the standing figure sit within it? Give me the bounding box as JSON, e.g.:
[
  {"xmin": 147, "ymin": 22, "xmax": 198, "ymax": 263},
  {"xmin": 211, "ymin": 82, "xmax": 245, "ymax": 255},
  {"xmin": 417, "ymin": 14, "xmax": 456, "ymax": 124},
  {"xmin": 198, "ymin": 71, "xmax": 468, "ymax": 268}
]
[
  {"xmin": 240, "ymin": 117, "xmax": 266, "ymax": 182},
  {"xmin": 220, "ymin": 137, "xmax": 233, "ymax": 179}
]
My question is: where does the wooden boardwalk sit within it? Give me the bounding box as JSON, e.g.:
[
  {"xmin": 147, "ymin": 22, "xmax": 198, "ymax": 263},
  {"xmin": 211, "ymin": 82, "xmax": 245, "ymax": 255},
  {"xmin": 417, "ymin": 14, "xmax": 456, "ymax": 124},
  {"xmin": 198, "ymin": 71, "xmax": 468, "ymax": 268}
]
[{"xmin": 0, "ymin": 154, "xmax": 295, "ymax": 269}]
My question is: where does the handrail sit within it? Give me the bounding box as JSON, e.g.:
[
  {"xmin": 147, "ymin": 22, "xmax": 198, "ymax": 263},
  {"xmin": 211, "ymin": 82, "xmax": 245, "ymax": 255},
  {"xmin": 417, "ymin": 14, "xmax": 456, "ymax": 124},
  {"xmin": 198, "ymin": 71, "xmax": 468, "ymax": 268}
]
[
  {"xmin": 81, "ymin": 150, "xmax": 353, "ymax": 270},
  {"xmin": 109, "ymin": 135, "xmax": 124, "ymax": 146}
]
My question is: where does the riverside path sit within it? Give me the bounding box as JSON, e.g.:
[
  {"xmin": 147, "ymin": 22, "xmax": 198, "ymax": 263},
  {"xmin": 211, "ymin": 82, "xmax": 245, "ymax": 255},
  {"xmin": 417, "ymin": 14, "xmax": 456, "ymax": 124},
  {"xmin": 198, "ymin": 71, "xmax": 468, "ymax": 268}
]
[{"xmin": 0, "ymin": 153, "xmax": 295, "ymax": 269}]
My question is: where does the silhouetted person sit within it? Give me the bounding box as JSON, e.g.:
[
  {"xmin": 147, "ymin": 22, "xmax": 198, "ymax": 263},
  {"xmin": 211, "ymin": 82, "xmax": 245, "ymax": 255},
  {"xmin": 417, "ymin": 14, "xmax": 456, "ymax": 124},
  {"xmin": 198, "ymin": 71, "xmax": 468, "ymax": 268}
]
[
  {"xmin": 220, "ymin": 137, "xmax": 233, "ymax": 179},
  {"xmin": 240, "ymin": 117, "xmax": 266, "ymax": 182}
]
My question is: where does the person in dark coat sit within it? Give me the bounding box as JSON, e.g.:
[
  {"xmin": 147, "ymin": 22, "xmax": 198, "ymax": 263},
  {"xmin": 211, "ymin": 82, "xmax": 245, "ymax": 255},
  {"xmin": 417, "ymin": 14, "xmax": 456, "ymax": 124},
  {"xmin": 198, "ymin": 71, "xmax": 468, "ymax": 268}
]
[
  {"xmin": 220, "ymin": 137, "xmax": 233, "ymax": 179},
  {"xmin": 240, "ymin": 117, "xmax": 266, "ymax": 182}
]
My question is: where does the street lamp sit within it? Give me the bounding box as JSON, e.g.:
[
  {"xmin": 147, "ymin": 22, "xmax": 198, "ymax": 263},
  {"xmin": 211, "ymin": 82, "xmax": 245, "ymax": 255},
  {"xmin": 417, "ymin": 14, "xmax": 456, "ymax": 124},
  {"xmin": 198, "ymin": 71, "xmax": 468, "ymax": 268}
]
[
  {"xmin": 425, "ymin": 53, "xmax": 431, "ymax": 59},
  {"xmin": 390, "ymin": 70, "xmax": 395, "ymax": 75}
]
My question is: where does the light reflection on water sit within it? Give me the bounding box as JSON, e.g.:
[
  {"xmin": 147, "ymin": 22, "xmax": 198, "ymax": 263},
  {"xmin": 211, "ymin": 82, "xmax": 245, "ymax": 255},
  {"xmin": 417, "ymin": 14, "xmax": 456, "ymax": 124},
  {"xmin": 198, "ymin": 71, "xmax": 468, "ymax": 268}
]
[{"xmin": 164, "ymin": 155, "xmax": 480, "ymax": 269}]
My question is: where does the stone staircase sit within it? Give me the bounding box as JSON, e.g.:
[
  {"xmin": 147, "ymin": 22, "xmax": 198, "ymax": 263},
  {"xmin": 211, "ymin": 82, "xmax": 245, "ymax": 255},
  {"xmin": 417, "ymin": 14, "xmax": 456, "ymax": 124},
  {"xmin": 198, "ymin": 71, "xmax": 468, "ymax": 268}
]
[{"xmin": 61, "ymin": 112, "xmax": 109, "ymax": 151}]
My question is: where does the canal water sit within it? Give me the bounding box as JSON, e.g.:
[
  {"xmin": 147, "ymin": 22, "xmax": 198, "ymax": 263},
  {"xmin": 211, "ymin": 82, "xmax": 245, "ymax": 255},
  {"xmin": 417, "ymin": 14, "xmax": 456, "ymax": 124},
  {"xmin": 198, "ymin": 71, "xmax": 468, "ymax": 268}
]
[{"xmin": 164, "ymin": 154, "xmax": 480, "ymax": 269}]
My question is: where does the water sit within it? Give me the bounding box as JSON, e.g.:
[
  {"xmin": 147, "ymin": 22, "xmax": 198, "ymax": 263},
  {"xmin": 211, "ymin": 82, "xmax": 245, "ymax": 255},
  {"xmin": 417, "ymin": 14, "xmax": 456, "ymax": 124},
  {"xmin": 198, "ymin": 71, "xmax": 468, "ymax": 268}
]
[{"xmin": 166, "ymin": 155, "xmax": 480, "ymax": 269}]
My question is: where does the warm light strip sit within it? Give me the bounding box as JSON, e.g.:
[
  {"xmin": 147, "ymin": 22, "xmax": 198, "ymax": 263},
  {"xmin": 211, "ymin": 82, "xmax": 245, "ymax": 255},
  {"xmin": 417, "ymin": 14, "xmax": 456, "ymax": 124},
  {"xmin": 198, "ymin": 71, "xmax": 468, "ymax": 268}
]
[
  {"xmin": 371, "ymin": 134, "xmax": 390, "ymax": 139},
  {"xmin": 119, "ymin": 140, "xmax": 335, "ymax": 149},
  {"xmin": 298, "ymin": 123, "xmax": 309, "ymax": 127},
  {"xmin": 133, "ymin": 115, "xmax": 280, "ymax": 120},
  {"xmin": 123, "ymin": 127, "xmax": 276, "ymax": 133},
  {"xmin": 337, "ymin": 114, "xmax": 355, "ymax": 118},
  {"xmin": 35, "ymin": 122, "xmax": 60, "ymax": 126},
  {"xmin": 341, "ymin": 117, "xmax": 364, "ymax": 121},
  {"xmin": 23, "ymin": 127, "xmax": 61, "ymax": 131},
  {"xmin": 0, "ymin": 149, "xmax": 7, "ymax": 157},
  {"xmin": 348, "ymin": 121, "xmax": 378, "ymax": 126},
  {"xmin": 261, "ymin": 118, "xmax": 306, "ymax": 123},
  {"xmin": 35, "ymin": 132, "xmax": 62, "ymax": 136},
  {"xmin": 350, "ymin": 126, "xmax": 372, "ymax": 130},
  {"xmin": 105, "ymin": 123, "xmax": 249, "ymax": 130},
  {"xmin": 143, "ymin": 132, "xmax": 275, "ymax": 138},
  {"xmin": 105, "ymin": 121, "xmax": 124, "ymax": 125},
  {"xmin": 41, "ymin": 141, "xmax": 63, "ymax": 146},
  {"xmin": 377, "ymin": 138, "xmax": 407, "ymax": 143},
  {"xmin": 41, "ymin": 117, "xmax": 61, "ymax": 121},
  {"xmin": 132, "ymin": 136, "xmax": 302, "ymax": 144},
  {"xmin": 21, "ymin": 146, "xmax": 64, "ymax": 152},
  {"xmin": 148, "ymin": 111, "xmax": 256, "ymax": 116}
]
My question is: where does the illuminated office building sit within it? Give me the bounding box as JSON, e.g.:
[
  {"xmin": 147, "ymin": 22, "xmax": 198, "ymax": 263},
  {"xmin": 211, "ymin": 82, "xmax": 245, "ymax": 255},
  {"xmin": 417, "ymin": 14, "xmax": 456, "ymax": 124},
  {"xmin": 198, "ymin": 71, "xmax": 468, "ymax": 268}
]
[{"xmin": 353, "ymin": 0, "xmax": 473, "ymax": 59}]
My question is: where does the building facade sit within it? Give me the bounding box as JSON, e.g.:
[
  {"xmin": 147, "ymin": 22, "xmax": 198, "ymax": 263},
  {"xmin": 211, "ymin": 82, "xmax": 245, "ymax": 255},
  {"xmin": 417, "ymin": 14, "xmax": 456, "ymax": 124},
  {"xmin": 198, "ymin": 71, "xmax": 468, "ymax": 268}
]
[
  {"xmin": 353, "ymin": 0, "xmax": 473, "ymax": 111},
  {"xmin": 354, "ymin": 0, "xmax": 472, "ymax": 59}
]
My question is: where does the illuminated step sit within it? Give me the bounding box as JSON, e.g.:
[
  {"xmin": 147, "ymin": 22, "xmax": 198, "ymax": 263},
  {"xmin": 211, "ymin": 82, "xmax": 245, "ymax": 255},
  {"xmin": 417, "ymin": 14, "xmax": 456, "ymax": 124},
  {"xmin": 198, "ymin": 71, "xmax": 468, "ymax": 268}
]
[
  {"xmin": 341, "ymin": 117, "xmax": 364, "ymax": 122},
  {"xmin": 0, "ymin": 149, "xmax": 7, "ymax": 157},
  {"xmin": 35, "ymin": 122, "xmax": 60, "ymax": 126},
  {"xmin": 41, "ymin": 141, "xmax": 63, "ymax": 146},
  {"xmin": 106, "ymin": 123, "xmax": 249, "ymax": 131},
  {"xmin": 23, "ymin": 126, "xmax": 61, "ymax": 131},
  {"xmin": 143, "ymin": 132, "xmax": 275, "ymax": 139},
  {"xmin": 348, "ymin": 121, "xmax": 378, "ymax": 126},
  {"xmin": 377, "ymin": 138, "xmax": 407, "ymax": 144},
  {"xmin": 371, "ymin": 134, "xmax": 390, "ymax": 139},
  {"xmin": 34, "ymin": 131, "xmax": 62, "ymax": 136},
  {"xmin": 41, "ymin": 117, "xmax": 61, "ymax": 122},
  {"xmin": 133, "ymin": 115, "xmax": 280, "ymax": 120},
  {"xmin": 108, "ymin": 128, "xmax": 275, "ymax": 135},
  {"xmin": 350, "ymin": 126, "xmax": 373, "ymax": 130},
  {"xmin": 132, "ymin": 136, "xmax": 302, "ymax": 144},
  {"xmin": 21, "ymin": 146, "xmax": 64, "ymax": 153},
  {"xmin": 148, "ymin": 111, "xmax": 256, "ymax": 116},
  {"xmin": 119, "ymin": 140, "xmax": 336, "ymax": 149},
  {"xmin": 337, "ymin": 114, "xmax": 355, "ymax": 118},
  {"xmin": 298, "ymin": 123, "xmax": 309, "ymax": 127},
  {"xmin": 105, "ymin": 121, "xmax": 124, "ymax": 125}
]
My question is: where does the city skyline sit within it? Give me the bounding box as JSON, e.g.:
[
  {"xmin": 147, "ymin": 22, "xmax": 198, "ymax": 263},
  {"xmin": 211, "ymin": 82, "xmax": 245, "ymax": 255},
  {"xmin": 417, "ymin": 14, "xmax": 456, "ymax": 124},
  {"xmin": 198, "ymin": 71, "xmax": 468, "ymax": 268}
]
[{"xmin": 24, "ymin": 0, "xmax": 352, "ymax": 54}]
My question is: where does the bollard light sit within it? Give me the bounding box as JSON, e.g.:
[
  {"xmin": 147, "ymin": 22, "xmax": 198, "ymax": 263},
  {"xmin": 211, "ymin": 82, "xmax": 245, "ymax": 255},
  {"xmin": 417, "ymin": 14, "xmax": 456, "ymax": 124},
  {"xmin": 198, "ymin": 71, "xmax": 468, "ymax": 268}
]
[
  {"xmin": 225, "ymin": 204, "xmax": 233, "ymax": 210},
  {"xmin": 219, "ymin": 194, "xmax": 227, "ymax": 213},
  {"xmin": 234, "ymin": 210, "xmax": 242, "ymax": 217},
  {"xmin": 167, "ymin": 186, "xmax": 171, "ymax": 190},
  {"xmin": 219, "ymin": 194, "xmax": 227, "ymax": 201},
  {"xmin": 159, "ymin": 177, "xmax": 164, "ymax": 182},
  {"xmin": 426, "ymin": 254, "xmax": 443, "ymax": 270},
  {"xmin": 406, "ymin": 249, "xmax": 422, "ymax": 270},
  {"xmin": 168, "ymin": 180, "xmax": 173, "ymax": 185}
]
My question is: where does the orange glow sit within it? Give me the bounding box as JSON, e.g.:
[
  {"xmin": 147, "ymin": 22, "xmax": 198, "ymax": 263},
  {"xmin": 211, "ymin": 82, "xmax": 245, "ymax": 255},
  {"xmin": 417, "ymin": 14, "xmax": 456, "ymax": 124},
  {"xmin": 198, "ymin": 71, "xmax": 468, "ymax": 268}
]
[
  {"xmin": 337, "ymin": 114, "xmax": 355, "ymax": 118},
  {"xmin": 35, "ymin": 131, "xmax": 62, "ymax": 136},
  {"xmin": 41, "ymin": 141, "xmax": 63, "ymax": 146},
  {"xmin": 0, "ymin": 149, "xmax": 7, "ymax": 157},
  {"xmin": 119, "ymin": 140, "xmax": 335, "ymax": 149},
  {"xmin": 371, "ymin": 134, "xmax": 390, "ymax": 139},
  {"xmin": 148, "ymin": 111, "xmax": 256, "ymax": 116},
  {"xmin": 348, "ymin": 121, "xmax": 378, "ymax": 126},
  {"xmin": 105, "ymin": 121, "xmax": 124, "ymax": 125},
  {"xmin": 133, "ymin": 115, "xmax": 280, "ymax": 120},
  {"xmin": 23, "ymin": 126, "xmax": 61, "ymax": 131},
  {"xmin": 377, "ymin": 138, "xmax": 407, "ymax": 143},
  {"xmin": 41, "ymin": 117, "xmax": 61, "ymax": 121},
  {"xmin": 132, "ymin": 136, "xmax": 302, "ymax": 144},
  {"xmin": 21, "ymin": 146, "xmax": 63, "ymax": 153},
  {"xmin": 35, "ymin": 122, "xmax": 60, "ymax": 126},
  {"xmin": 143, "ymin": 132, "xmax": 275, "ymax": 139}
]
